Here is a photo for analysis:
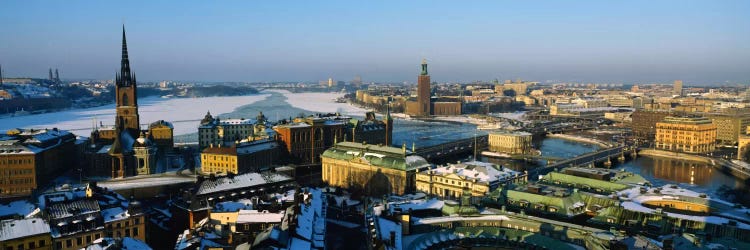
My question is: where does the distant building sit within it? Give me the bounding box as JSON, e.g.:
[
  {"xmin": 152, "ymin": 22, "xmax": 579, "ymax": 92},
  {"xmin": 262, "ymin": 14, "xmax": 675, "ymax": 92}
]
[
  {"xmin": 488, "ymin": 131, "xmax": 533, "ymax": 155},
  {"xmin": 405, "ymin": 59, "xmax": 433, "ymax": 117},
  {"xmin": 0, "ymin": 128, "xmax": 77, "ymax": 199},
  {"xmin": 200, "ymin": 139, "xmax": 280, "ymax": 175},
  {"xmin": 431, "ymin": 99, "xmax": 462, "ymax": 116},
  {"xmin": 673, "ymin": 80, "xmax": 683, "ymax": 96},
  {"xmin": 415, "ymin": 161, "xmax": 522, "ymax": 201},
  {"xmin": 656, "ymin": 116, "xmax": 716, "ymax": 153},
  {"xmin": 320, "ymin": 142, "xmax": 430, "ymax": 196},
  {"xmin": 495, "ymin": 81, "xmax": 528, "ymax": 96}
]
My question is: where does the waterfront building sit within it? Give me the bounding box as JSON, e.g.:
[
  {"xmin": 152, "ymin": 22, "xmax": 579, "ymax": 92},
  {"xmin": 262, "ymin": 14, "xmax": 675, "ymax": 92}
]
[
  {"xmin": 431, "ymin": 98, "xmax": 462, "ymax": 116},
  {"xmin": 0, "ymin": 218, "xmax": 52, "ymax": 250},
  {"xmin": 415, "ymin": 161, "xmax": 522, "ymax": 201},
  {"xmin": 273, "ymin": 115, "xmax": 346, "ymax": 165},
  {"xmin": 199, "ymin": 111, "xmax": 269, "ymax": 149},
  {"xmin": 703, "ymin": 112, "xmax": 750, "ymax": 145},
  {"xmin": 738, "ymin": 135, "xmax": 750, "ymax": 161},
  {"xmin": 631, "ymin": 110, "xmax": 672, "ymax": 140},
  {"xmin": 487, "ymin": 131, "xmax": 533, "ymax": 155},
  {"xmin": 200, "ymin": 139, "xmax": 280, "ymax": 175},
  {"xmin": 405, "ymin": 59, "xmax": 432, "ymax": 117},
  {"xmin": 656, "ymin": 116, "xmax": 716, "ymax": 153},
  {"xmin": 0, "ymin": 128, "xmax": 76, "ymax": 199},
  {"xmin": 604, "ymin": 111, "xmax": 632, "ymax": 123},
  {"xmin": 321, "ymin": 142, "xmax": 431, "ymax": 196},
  {"xmin": 83, "ymin": 27, "xmax": 174, "ymax": 178}
]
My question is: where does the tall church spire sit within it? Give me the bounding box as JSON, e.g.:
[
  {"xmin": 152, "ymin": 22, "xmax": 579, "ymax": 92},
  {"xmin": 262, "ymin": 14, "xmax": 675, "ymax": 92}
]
[{"xmin": 118, "ymin": 25, "xmax": 134, "ymax": 87}]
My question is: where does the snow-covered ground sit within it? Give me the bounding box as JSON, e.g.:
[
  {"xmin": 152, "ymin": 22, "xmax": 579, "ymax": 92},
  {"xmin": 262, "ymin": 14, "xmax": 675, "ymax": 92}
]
[
  {"xmin": 0, "ymin": 94, "xmax": 270, "ymax": 136},
  {"xmin": 269, "ymin": 89, "xmax": 368, "ymax": 115}
]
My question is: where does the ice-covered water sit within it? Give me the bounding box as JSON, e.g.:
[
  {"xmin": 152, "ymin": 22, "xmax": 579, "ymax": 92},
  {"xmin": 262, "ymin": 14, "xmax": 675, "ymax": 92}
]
[{"xmin": 0, "ymin": 94, "xmax": 270, "ymax": 135}]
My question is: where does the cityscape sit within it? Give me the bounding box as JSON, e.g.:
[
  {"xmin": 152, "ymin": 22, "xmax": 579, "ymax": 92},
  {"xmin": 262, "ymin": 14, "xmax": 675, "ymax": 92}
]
[{"xmin": 1, "ymin": 1, "xmax": 750, "ymax": 250}]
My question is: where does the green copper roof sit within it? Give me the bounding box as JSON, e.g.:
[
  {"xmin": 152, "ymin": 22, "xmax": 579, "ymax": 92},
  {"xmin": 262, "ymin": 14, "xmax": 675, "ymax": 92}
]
[
  {"xmin": 420, "ymin": 59, "xmax": 428, "ymax": 76},
  {"xmin": 321, "ymin": 142, "xmax": 429, "ymax": 171},
  {"xmin": 543, "ymin": 172, "xmax": 629, "ymax": 194},
  {"xmin": 506, "ymin": 188, "xmax": 586, "ymax": 216}
]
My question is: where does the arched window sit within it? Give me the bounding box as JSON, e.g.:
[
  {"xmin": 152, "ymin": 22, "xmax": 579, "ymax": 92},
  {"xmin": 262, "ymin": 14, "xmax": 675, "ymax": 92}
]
[{"xmin": 122, "ymin": 93, "xmax": 129, "ymax": 106}]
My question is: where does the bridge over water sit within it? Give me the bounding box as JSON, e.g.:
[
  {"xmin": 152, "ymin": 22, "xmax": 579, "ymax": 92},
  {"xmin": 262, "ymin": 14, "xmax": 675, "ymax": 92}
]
[
  {"xmin": 414, "ymin": 135, "xmax": 489, "ymax": 163},
  {"xmin": 529, "ymin": 145, "xmax": 637, "ymax": 176}
]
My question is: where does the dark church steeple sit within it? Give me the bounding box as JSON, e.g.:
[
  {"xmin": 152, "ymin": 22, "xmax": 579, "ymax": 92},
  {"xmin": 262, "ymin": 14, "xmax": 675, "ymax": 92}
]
[{"xmin": 114, "ymin": 25, "xmax": 140, "ymax": 133}]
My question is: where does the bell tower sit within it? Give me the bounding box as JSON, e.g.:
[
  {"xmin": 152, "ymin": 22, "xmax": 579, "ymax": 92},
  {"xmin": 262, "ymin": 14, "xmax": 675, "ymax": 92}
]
[{"xmin": 115, "ymin": 25, "xmax": 140, "ymax": 135}]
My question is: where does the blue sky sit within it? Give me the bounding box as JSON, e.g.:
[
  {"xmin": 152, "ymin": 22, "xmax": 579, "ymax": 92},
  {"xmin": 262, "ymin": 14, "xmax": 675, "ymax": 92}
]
[{"xmin": 1, "ymin": 1, "xmax": 749, "ymax": 84}]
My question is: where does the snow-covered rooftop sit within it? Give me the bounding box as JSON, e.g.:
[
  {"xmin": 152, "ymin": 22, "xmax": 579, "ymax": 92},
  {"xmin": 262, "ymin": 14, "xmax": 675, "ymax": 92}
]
[
  {"xmin": 196, "ymin": 172, "xmax": 292, "ymax": 195},
  {"xmin": 425, "ymin": 161, "xmax": 519, "ymax": 184},
  {"xmin": 0, "ymin": 218, "xmax": 51, "ymax": 241},
  {"xmin": 237, "ymin": 210, "xmax": 285, "ymax": 224}
]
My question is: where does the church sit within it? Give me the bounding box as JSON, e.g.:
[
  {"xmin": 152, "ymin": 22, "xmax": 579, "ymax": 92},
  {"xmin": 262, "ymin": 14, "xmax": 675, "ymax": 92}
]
[{"xmin": 83, "ymin": 27, "xmax": 175, "ymax": 178}]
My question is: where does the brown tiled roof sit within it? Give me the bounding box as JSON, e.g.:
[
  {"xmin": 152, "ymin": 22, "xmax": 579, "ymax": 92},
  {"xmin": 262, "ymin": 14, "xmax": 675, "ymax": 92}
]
[{"xmin": 202, "ymin": 146, "xmax": 237, "ymax": 155}]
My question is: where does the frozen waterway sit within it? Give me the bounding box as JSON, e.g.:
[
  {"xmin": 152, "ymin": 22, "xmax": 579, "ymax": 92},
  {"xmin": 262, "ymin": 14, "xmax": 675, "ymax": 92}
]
[{"xmin": 0, "ymin": 94, "xmax": 270, "ymax": 136}]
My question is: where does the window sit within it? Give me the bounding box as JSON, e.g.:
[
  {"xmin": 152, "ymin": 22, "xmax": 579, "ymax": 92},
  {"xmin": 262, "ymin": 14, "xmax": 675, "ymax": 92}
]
[
  {"xmin": 39, "ymin": 240, "xmax": 45, "ymax": 247},
  {"xmin": 135, "ymin": 218, "xmax": 140, "ymax": 224},
  {"xmin": 95, "ymin": 233, "xmax": 101, "ymax": 239},
  {"xmin": 125, "ymin": 229, "xmax": 130, "ymax": 237},
  {"xmin": 66, "ymin": 239, "xmax": 72, "ymax": 248},
  {"xmin": 77, "ymin": 237, "xmax": 82, "ymax": 245},
  {"xmin": 29, "ymin": 242, "xmax": 35, "ymax": 249},
  {"xmin": 133, "ymin": 227, "xmax": 139, "ymax": 237},
  {"xmin": 86, "ymin": 235, "xmax": 92, "ymax": 243},
  {"xmin": 17, "ymin": 244, "xmax": 23, "ymax": 250}
]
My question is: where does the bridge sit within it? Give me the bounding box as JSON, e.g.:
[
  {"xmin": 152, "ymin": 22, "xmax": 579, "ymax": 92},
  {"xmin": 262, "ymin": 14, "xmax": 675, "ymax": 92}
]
[
  {"xmin": 414, "ymin": 135, "xmax": 489, "ymax": 163},
  {"xmin": 529, "ymin": 145, "xmax": 637, "ymax": 176}
]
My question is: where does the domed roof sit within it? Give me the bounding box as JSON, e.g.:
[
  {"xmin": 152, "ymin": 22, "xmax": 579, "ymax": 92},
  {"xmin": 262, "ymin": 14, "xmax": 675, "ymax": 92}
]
[{"xmin": 133, "ymin": 133, "xmax": 153, "ymax": 147}]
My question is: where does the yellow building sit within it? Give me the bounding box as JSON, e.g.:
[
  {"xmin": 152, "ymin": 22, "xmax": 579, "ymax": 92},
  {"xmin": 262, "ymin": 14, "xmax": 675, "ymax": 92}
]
[
  {"xmin": 416, "ymin": 161, "xmax": 522, "ymax": 201},
  {"xmin": 488, "ymin": 131, "xmax": 533, "ymax": 155},
  {"xmin": 200, "ymin": 140, "xmax": 279, "ymax": 175},
  {"xmin": 0, "ymin": 218, "xmax": 52, "ymax": 250},
  {"xmin": 739, "ymin": 135, "xmax": 750, "ymax": 161},
  {"xmin": 321, "ymin": 142, "xmax": 431, "ymax": 196},
  {"xmin": 656, "ymin": 116, "xmax": 717, "ymax": 153},
  {"xmin": 0, "ymin": 144, "xmax": 36, "ymax": 198},
  {"xmin": 102, "ymin": 206, "xmax": 146, "ymax": 242}
]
